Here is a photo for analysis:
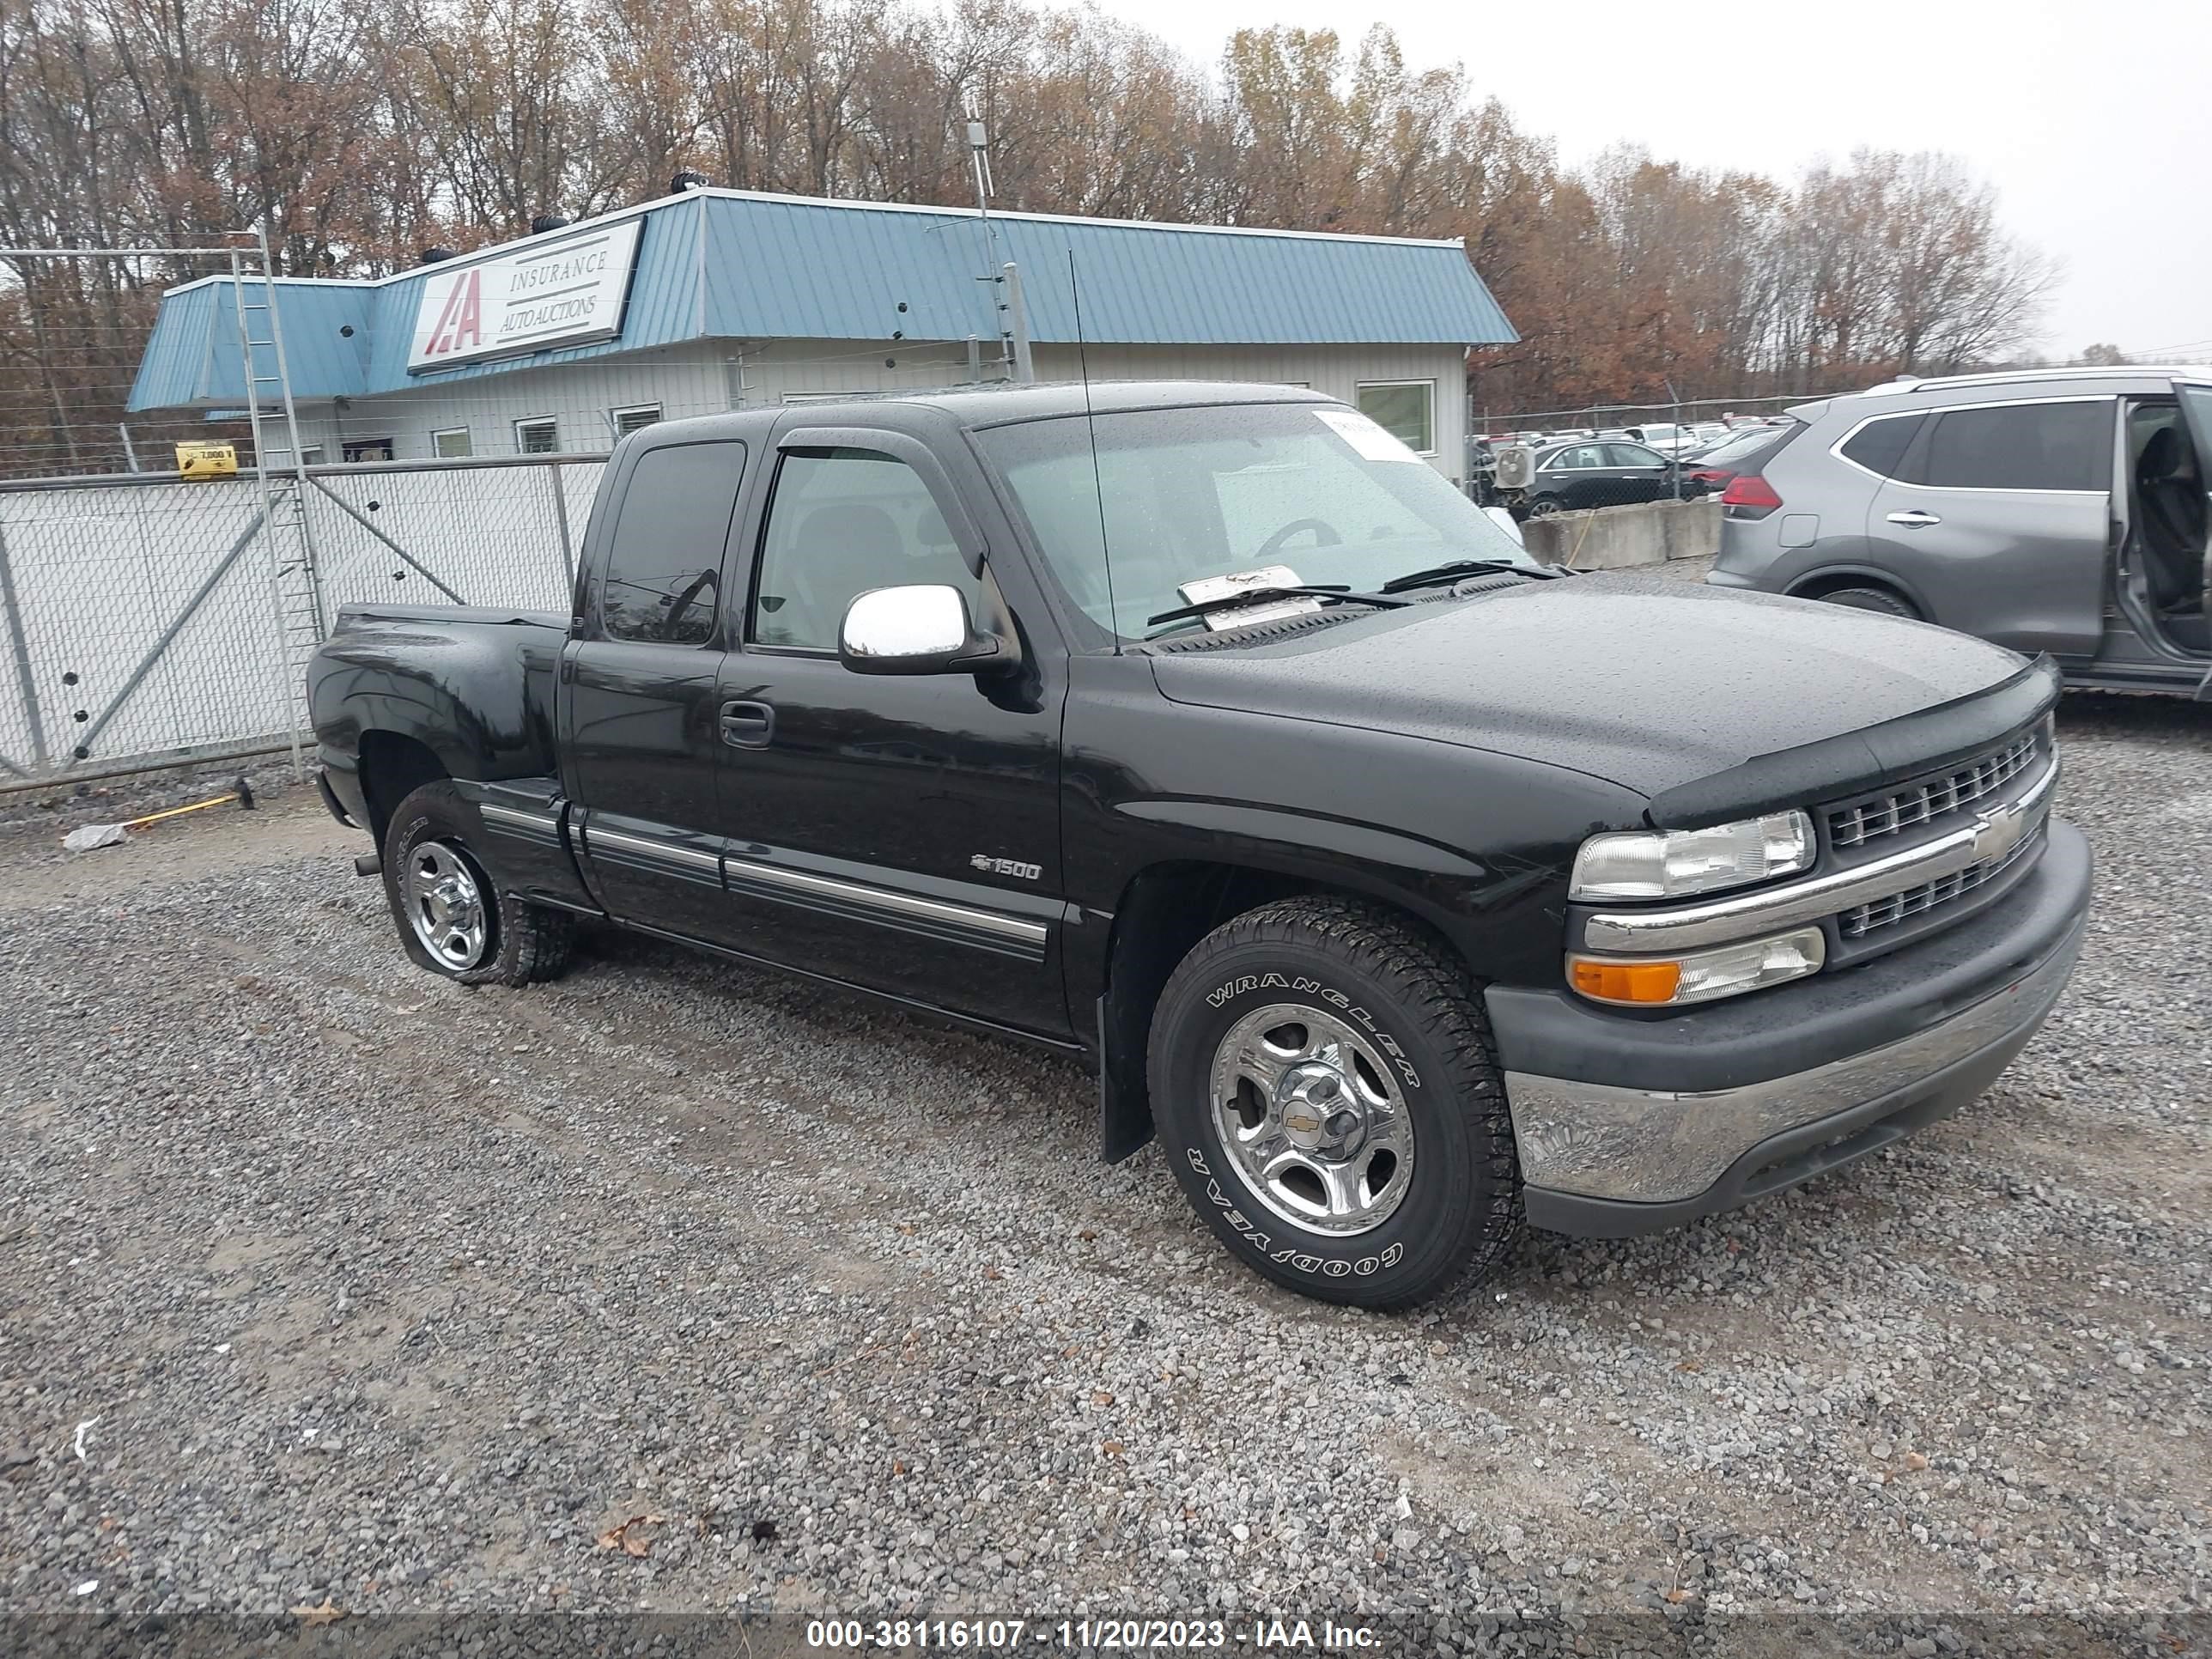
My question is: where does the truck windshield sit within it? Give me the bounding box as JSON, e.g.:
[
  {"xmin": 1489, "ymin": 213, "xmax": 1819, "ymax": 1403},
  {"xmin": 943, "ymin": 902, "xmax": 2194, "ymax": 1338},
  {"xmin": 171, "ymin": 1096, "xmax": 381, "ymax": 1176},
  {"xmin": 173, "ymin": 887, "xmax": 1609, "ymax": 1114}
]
[{"xmin": 976, "ymin": 402, "xmax": 1540, "ymax": 644}]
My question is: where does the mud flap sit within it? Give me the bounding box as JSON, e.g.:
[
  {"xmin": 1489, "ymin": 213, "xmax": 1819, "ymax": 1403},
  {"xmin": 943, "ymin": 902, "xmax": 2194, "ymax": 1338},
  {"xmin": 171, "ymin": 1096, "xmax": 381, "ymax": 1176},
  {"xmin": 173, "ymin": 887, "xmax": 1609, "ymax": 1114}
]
[{"xmin": 1097, "ymin": 996, "xmax": 1155, "ymax": 1164}]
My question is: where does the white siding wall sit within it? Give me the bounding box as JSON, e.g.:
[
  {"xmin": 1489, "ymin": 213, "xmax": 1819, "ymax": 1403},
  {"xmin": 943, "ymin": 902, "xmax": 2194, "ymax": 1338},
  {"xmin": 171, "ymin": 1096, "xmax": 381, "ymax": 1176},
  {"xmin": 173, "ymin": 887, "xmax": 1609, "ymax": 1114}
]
[{"xmin": 299, "ymin": 339, "xmax": 1472, "ymax": 480}]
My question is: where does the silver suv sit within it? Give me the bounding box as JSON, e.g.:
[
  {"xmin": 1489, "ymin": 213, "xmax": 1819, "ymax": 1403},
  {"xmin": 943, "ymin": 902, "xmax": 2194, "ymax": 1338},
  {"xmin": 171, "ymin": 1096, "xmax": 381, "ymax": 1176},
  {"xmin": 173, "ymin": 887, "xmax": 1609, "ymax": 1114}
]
[{"xmin": 1707, "ymin": 367, "xmax": 2211, "ymax": 697}]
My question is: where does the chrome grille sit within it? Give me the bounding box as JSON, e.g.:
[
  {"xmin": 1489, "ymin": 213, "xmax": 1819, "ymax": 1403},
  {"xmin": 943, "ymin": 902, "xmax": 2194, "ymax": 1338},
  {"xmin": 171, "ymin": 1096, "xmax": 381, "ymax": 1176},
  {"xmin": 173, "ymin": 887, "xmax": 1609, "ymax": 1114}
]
[
  {"xmin": 1838, "ymin": 828, "xmax": 2040, "ymax": 939},
  {"xmin": 1826, "ymin": 732, "xmax": 2038, "ymax": 851}
]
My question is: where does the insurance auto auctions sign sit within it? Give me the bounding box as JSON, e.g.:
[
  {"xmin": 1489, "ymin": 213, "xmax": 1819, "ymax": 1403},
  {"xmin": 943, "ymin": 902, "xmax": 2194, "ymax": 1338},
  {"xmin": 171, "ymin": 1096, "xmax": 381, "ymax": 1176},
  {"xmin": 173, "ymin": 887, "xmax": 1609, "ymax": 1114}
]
[{"xmin": 406, "ymin": 220, "xmax": 641, "ymax": 372}]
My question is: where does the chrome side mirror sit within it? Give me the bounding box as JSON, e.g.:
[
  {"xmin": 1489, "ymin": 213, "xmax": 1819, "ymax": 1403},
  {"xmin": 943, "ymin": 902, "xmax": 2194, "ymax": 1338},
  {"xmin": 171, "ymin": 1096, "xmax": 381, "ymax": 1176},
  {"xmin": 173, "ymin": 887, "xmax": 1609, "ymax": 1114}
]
[
  {"xmin": 1483, "ymin": 504, "xmax": 1526, "ymax": 547},
  {"xmin": 838, "ymin": 584, "xmax": 1007, "ymax": 676}
]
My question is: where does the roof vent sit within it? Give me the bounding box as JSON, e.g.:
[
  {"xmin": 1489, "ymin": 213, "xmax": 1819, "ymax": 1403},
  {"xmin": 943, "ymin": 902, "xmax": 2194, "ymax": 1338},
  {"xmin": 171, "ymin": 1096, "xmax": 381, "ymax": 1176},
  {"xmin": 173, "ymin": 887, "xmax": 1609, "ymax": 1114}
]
[
  {"xmin": 669, "ymin": 170, "xmax": 711, "ymax": 194},
  {"xmin": 531, "ymin": 214, "xmax": 572, "ymax": 235},
  {"xmin": 418, "ymin": 246, "xmax": 458, "ymax": 265}
]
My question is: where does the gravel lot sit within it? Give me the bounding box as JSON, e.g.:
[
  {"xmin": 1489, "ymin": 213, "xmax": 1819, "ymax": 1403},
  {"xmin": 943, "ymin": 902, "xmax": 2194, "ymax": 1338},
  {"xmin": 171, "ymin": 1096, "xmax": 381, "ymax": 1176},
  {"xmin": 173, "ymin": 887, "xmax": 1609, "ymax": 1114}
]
[{"xmin": 3, "ymin": 604, "xmax": 2209, "ymax": 1650}]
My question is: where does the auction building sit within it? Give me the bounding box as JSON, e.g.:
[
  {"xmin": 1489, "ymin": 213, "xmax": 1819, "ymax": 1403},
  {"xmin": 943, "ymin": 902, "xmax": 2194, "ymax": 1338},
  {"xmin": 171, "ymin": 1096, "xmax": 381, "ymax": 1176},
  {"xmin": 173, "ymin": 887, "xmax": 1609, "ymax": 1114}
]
[{"xmin": 128, "ymin": 187, "xmax": 1515, "ymax": 485}]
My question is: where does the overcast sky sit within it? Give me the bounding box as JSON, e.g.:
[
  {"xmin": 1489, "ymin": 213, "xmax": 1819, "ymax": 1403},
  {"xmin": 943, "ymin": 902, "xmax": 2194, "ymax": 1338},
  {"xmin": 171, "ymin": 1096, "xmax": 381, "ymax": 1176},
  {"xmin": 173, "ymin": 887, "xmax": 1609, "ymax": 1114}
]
[{"xmin": 1100, "ymin": 0, "xmax": 2211, "ymax": 360}]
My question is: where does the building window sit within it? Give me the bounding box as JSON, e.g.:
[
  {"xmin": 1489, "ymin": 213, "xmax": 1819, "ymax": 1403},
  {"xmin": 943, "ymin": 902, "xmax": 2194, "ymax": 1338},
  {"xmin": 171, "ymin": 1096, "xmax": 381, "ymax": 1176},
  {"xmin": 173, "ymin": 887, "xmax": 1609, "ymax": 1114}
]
[
  {"xmin": 299, "ymin": 445, "xmax": 326, "ymax": 466},
  {"xmin": 1355, "ymin": 381, "xmax": 1436, "ymax": 455},
  {"xmin": 431, "ymin": 426, "xmax": 473, "ymax": 459},
  {"xmin": 515, "ymin": 416, "xmax": 560, "ymax": 455},
  {"xmin": 611, "ymin": 404, "xmax": 662, "ymax": 440},
  {"xmin": 341, "ymin": 437, "xmax": 393, "ymax": 463}
]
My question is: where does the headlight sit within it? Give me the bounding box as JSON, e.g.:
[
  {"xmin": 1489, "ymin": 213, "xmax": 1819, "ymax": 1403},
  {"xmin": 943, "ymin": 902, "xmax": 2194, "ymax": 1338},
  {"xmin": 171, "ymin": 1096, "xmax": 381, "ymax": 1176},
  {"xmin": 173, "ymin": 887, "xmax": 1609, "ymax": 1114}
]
[
  {"xmin": 1569, "ymin": 927, "xmax": 1826, "ymax": 1006},
  {"xmin": 1571, "ymin": 811, "xmax": 1814, "ymax": 902}
]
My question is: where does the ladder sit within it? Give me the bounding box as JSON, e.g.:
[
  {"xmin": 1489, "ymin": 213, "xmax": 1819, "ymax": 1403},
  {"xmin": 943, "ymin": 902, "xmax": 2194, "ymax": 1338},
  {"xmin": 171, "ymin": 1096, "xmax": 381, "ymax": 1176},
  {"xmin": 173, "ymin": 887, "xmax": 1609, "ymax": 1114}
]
[{"xmin": 227, "ymin": 228, "xmax": 325, "ymax": 775}]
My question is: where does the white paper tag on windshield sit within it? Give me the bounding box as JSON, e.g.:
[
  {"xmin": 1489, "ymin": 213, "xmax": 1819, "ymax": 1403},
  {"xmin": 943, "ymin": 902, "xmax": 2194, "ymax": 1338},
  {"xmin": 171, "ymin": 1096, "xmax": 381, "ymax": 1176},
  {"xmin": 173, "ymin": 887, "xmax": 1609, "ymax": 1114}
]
[
  {"xmin": 1177, "ymin": 564, "xmax": 1323, "ymax": 631},
  {"xmin": 1314, "ymin": 407, "xmax": 1422, "ymax": 463}
]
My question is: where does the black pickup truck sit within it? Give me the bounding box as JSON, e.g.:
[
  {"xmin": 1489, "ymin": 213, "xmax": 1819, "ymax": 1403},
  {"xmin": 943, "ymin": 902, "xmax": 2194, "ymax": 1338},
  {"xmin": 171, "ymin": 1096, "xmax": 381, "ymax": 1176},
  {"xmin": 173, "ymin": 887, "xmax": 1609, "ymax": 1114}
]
[{"xmin": 309, "ymin": 382, "xmax": 2091, "ymax": 1309}]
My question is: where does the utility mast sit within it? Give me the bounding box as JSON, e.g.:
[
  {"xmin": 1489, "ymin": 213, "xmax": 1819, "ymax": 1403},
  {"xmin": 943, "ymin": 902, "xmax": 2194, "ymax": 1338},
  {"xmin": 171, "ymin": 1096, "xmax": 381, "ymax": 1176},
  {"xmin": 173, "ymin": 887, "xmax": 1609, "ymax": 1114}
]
[{"xmin": 967, "ymin": 120, "xmax": 1033, "ymax": 384}]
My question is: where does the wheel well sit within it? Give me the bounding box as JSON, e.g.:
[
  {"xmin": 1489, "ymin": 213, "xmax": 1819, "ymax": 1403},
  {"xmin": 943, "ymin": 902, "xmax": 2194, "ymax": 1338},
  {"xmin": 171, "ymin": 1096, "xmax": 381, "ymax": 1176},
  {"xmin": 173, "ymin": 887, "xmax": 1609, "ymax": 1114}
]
[
  {"xmin": 356, "ymin": 731, "xmax": 449, "ymax": 846},
  {"xmin": 1097, "ymin": 862, "xmax": 1431, "ymax": 1162},
  {"xmin": 1789, "ymin": 571, "xmax": 1919, "ymax": 612}
]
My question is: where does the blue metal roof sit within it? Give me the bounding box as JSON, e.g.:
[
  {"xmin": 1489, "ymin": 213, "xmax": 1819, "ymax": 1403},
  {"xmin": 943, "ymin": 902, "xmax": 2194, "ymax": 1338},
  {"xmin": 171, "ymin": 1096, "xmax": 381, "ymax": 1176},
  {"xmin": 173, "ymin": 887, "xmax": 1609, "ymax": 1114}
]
[
  {"xmin": 126, "ymin": 280, "xmax": 371, "ymax": 409},
  {"xmin": 131, "ymin": 191, "xmax": 1513, "ymax": 410}
]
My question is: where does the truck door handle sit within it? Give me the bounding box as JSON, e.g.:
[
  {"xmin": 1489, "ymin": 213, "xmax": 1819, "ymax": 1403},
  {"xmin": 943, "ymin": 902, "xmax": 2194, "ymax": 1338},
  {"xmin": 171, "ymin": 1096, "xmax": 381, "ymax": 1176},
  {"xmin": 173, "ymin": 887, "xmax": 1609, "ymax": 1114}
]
[
  {"xmin": 1886, "ymin": 509, "xmax": 1942, "ymax": 528},
  {"xmin": 719, "ymin": 700, "xmax": 775, "ymax": 748}
]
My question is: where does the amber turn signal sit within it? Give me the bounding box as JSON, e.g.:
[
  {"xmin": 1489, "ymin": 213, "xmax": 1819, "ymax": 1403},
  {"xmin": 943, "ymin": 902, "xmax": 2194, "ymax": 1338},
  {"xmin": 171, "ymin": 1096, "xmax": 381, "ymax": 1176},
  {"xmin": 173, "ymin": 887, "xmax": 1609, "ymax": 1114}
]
[{"xmin": 1570, "ymin": 957, "xmax": 1683, "ymax": 1004}]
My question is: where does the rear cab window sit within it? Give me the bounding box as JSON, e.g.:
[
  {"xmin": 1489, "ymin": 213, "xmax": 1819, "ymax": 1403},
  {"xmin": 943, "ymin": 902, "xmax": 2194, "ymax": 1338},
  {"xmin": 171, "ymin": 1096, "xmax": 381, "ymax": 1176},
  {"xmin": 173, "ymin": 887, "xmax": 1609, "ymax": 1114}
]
[{"xmin": 596, "ymin": 440, "xmax": 748, "ymax": 644}]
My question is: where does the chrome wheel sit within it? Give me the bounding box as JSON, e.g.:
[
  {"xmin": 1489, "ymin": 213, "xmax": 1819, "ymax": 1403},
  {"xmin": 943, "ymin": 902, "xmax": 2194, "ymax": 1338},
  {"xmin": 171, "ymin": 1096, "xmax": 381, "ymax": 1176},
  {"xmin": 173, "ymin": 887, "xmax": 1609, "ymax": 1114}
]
[
  {"xmin": 404, "ymin": 841, "xmax": 490, "ymax": 971},
  {"xmin": 1526, "ymin": 496, "xmax": 1562, "ymax": 519},
  {"xmin": 1207, "ymin": 1003, "xmax": 1415, "ymax": 1237}
]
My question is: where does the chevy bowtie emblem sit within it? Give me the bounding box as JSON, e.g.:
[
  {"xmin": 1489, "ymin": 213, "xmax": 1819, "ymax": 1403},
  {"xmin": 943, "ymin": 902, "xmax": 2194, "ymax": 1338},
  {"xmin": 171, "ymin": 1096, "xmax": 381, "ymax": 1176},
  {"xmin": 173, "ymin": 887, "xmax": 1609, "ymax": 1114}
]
[
  {"xmin": 1971, "ymin": 798, "xmax": 2033, "ymax": 864},
  {"xmin": 1283, "ymin": 1113, "xmax": 1322, "ymax": 1133}
]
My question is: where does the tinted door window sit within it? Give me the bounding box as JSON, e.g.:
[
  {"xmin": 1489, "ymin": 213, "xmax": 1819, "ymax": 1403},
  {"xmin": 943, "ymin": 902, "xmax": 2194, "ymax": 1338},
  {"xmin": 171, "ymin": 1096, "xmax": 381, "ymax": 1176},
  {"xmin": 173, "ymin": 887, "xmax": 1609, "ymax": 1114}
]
[
  {"xmin": 599, "ymin": 441, "xmax": 746, "ymax": 643},
  {"xmin": 1839, "ymin": 413, "xmax": 1924, "ymax": 478},
  {"xmin": 1548, "ymin": 444, "xmax": 1605, "ymax": 471},
  {"xmin": 1916, "ymin": 402, "xmax": 2111, "ymax": 492},
  {"xmin": 1606, "ymin": 443, "xmax": 1666, "ymax": 468},
  {"xmin": 750, "ymin": 448, "xmax": 981, "ymax": 651}
]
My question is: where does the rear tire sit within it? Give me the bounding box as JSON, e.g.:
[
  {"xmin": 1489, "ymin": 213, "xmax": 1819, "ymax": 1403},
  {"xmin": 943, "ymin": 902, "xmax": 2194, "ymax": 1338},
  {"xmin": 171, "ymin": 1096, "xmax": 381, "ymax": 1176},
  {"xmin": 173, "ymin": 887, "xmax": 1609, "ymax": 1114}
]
[
  {"xmin": 381, "ymin": 781, "xmax": 576, "ymax": 987},
  {"xmin": 1816, "ymin": 585, "xmax": 1920, "ymax": 620},
  {"xmin": 1526, "ymin": 495, "xmax": 1563, "ymax": 520},
  {"xmin": 1147, "ymin": 895, "xmax": 1520, "ymax": 1310}
]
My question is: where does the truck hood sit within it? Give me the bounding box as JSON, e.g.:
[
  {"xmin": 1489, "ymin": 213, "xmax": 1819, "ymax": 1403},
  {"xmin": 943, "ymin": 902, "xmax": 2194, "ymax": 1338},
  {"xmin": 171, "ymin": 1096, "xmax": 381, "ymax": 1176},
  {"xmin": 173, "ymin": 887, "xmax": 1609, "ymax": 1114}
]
[{"xmin": 1147, "ymin": 571, "xmax": 2030, "ymax": 799}]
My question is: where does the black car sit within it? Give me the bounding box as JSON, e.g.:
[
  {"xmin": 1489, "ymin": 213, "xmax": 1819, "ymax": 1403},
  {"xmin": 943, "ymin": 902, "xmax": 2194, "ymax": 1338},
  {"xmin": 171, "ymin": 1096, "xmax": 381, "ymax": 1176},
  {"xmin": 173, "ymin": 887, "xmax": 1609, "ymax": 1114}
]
[
  {"xmin": 1679, "ymin": 421, "xmax": 1802, "ymax": 496},
  {"xmin": 1520, "ymin": 438, "xmax": 1686, "ymax": 515},
  {"xmin": 307, "ymin": 382, "xmax": 2089, "ymax": 1310}
]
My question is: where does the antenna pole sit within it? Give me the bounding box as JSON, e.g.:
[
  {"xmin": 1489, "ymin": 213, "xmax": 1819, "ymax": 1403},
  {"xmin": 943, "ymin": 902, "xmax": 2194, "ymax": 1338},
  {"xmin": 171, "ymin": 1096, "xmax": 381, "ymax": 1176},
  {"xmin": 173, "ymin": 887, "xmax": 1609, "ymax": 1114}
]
[{"xmin": 1068, "ymin": 249, "xmax": 1120, "ymax": 657}]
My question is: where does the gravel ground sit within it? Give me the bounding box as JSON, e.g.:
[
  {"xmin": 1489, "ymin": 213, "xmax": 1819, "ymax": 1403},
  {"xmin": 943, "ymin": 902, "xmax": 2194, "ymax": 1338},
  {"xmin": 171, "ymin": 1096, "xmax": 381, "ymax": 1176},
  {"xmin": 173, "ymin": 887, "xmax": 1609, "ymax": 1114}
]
[{"xmin": 3, "ymin": 630, "xmax": 2209, "ymax": 1650}]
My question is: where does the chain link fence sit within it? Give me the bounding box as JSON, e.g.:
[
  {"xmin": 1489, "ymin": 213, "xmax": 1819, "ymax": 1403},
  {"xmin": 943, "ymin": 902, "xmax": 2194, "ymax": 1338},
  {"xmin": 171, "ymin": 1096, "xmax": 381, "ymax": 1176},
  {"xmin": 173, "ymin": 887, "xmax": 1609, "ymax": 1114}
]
[{"xmin": 0, "ymin": 455, "xmax": 604, "ymax": 787}]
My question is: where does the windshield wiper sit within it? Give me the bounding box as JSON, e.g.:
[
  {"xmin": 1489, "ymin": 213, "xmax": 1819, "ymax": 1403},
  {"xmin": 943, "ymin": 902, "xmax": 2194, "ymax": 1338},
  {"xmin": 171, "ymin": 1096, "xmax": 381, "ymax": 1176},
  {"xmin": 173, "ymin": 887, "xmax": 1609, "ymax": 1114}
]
[
  {"xmin": 1144, "ymin": 584, "xmax": 1413, "ymax": 634},
  {"xmin": 1379, "ymin": 558, "xmax": 1562, "ymax": 594}
]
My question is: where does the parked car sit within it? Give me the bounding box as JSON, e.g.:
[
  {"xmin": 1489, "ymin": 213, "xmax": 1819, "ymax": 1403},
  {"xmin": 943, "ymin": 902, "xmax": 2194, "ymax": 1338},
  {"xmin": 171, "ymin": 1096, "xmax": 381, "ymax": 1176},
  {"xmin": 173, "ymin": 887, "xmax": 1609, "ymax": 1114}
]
[
  {"xmin": 1519, "ymin": 437, "xmax": 1686, "ymax": 514},
  {"xmin": 1708, "ymin": 367, "xmax": 2212, "ymax": 696},
  {"xmin": 310, "ymin": 381, "xmax": 2090, "ymax": 1309},
  {"xmin": 1680, "ymin": 422, "xmax": 1802, "ymax": 495},
  {"xmin": 1625, "ymin": 422, "xmax": 1702, "ymax": 458}
]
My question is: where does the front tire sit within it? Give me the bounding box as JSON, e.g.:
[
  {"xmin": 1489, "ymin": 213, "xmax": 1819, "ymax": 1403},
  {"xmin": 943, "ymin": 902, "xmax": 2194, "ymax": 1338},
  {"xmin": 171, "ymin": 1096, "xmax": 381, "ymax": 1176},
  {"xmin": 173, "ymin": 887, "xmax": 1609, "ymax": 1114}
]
[
  {"xmin": 1147, "ymin": 896, "xmax": 1520, "ymax": 1310},
  {"xmin": 381, "ymin": 781, "xmax": 576, "ymax": 987}
]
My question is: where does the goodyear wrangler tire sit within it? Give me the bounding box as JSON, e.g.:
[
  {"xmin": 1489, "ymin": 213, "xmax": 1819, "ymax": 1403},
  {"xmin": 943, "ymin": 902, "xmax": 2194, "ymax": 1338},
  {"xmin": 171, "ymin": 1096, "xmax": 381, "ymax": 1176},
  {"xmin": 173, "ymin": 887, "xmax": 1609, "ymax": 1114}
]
[
  {"xmin": 382, "ymin": 781, "xmax": 577, "ymax": 988},
  {"xmin": 1148, "ymin": 895, "xmax": 1520, "ymax": 1310}
]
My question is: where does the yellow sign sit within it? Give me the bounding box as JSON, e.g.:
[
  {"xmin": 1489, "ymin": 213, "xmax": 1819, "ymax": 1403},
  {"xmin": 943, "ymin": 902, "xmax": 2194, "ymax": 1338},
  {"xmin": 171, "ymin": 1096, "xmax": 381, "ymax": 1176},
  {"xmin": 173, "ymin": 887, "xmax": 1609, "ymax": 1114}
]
[{"xmin": 175, "ymin": 441, "xmax": 238, "ymax": 480}]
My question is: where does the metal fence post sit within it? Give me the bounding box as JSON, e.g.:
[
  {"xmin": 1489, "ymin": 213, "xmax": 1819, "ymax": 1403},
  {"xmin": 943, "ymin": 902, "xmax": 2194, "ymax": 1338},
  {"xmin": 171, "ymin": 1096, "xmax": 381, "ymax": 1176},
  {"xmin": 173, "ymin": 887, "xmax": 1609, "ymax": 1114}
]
[
  {"xmin": 549, "ymin": 463, "xmax": 577, "ymax": 591},
  {"xmin": 0, "ymin": 518, "xmax": 50, "ymax": 771}
]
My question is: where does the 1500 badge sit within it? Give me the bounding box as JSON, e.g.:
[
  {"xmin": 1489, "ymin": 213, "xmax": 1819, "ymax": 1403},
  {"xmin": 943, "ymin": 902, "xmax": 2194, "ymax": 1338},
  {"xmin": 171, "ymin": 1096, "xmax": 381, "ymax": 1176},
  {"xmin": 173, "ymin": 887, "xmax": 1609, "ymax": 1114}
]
[{"xmin": 970, "ymin": 854, "xmax": 1042, "ymax": 880}]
